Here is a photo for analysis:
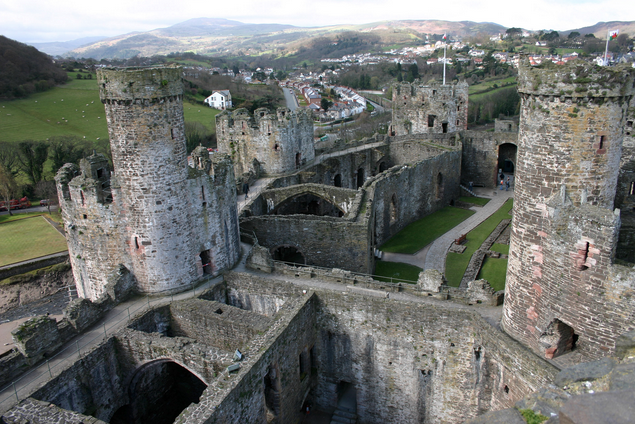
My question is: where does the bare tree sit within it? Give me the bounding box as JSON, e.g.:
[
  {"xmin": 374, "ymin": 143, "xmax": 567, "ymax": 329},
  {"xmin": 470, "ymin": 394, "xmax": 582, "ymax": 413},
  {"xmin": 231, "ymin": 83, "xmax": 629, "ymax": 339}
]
[
  {"xmin": 0, "ymin": 165, "xmax": 19, "ymax": 216},
  {"xmin": 35, "ymin": 180, "xmax": 58, "ymax": 214}
]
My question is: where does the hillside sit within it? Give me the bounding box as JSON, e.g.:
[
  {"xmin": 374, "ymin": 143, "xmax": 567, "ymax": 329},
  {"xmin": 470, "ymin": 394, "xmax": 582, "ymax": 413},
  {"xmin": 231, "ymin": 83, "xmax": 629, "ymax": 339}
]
[
  {"xmin": 67, "ymin": 18, "xmax": 507, "ymax": 60},
  {"xmin": 566, "ymin": 21, "xmax": 635, "ymax": 38},
  {"xmin": 0, "ymin": 36, "xmax": 68, "ymax": 99}
]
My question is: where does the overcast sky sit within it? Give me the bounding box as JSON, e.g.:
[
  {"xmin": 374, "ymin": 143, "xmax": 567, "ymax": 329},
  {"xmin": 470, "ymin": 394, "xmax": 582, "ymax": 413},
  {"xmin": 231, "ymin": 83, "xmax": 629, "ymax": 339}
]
[{"xmin": 1, "ymin": 0, "xmax": 632, "ymax": 43}]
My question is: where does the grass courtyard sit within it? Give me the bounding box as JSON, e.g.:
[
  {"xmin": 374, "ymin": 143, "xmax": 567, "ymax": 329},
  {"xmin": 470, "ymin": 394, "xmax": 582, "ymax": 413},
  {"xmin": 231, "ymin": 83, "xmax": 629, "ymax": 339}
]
[
  {"xmin": 380, "ymin": 206, "xmax": 475, "ymax": 254},
  {"xmin": 445, "ymin": 199, "xmax": 513, "ymax": 287},
  {"xmin": 0, "ymin": 215, "xmax": 67, "ymax": 267}
]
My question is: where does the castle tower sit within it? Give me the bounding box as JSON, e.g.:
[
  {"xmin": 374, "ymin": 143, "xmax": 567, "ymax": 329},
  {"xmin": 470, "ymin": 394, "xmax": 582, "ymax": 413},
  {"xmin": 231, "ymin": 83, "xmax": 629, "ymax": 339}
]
[
  {"xmin": 96, "ymin": 66, "xmax": 198, "ymax": 294},
  {"xmin": 391, "ymin": 80, "xmax": 468, "ymax": 136},
  {"xmin": 502, "ymin": 62, "xmax": 635, "ymax": 360},
  {"xmin": 216, "ymin": 107, "xmax": 315, "ymax": 178}
]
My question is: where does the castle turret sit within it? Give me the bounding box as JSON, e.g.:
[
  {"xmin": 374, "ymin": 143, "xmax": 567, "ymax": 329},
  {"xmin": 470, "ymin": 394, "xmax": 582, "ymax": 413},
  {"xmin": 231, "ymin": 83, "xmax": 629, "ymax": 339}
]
[
  {"xmin": 502, "ymin": 61, "xmax": 635, "ymax": 360},
  {"xmin": 391, "ymin": 80, "xmax": 468, "ymax": 136}
]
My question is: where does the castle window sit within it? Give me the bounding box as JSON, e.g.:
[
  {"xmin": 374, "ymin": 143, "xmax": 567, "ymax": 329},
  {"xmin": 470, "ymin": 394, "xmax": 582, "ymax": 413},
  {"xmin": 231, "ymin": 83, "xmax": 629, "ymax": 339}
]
[
  {"xmin": 274, "ymin": 144, "xmax": 280, "ymax": 151},
  {"xmin": 578, "ymin": 242, "xmax": 590, "ymax": 271},
  {"xmin": 504, "ymin": 385, "xmax": 509, "ymax": 394},
  {"xmin": 201, "ymin": 186, "xmax": 205, "ymax": 201},
  {"xmin": 599, "ymin": 135, "xmax": 605, "ymax": 149},
  {"xmin": 171, "ymin": 128, "xmax": 176, "ymax": 139},
  {"xmin": 456, "ymin": 120, "xmax": 460, "ymax": 126},
  {"xmin": 630, "ymin": 181, "xmax": 635, "ymax": 195},
  {"xmin": 134, "ymin": 237, "xmax": 139, "ymax": 250},
  {"xmin": 428, "ymin": 115, "xmax": 436, "ymax": 128},
  {"xmin": 97, "ymin": 168, "xmax": 104, "ymax": 179},
  {"xmin": 436, "ymin": 173, "xmax": 444, "ymax": 200},
  {"xmin": 83, "ymin": 214, "xmax": 87, "ymax": 219},
  {"xmin": 442, "ymin": 122, "xmax": 448, "ymax": 133},
  {"xmin": 433, "ymin": 90, "xmax": 437, "ymax": 95}
]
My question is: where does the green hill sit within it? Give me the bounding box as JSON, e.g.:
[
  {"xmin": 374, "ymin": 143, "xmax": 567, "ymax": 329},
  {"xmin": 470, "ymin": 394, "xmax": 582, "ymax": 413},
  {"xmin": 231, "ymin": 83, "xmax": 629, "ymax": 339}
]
[{"xmin": 0, "ymin": 36, "xmax": 68, "ymax": 99}]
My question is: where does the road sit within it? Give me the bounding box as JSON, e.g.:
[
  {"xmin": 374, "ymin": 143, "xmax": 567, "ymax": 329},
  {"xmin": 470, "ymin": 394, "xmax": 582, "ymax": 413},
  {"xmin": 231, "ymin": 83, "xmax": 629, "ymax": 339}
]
[{"xmin": 283, "ymin": 87, "xmax": 299, "ymax": 111}]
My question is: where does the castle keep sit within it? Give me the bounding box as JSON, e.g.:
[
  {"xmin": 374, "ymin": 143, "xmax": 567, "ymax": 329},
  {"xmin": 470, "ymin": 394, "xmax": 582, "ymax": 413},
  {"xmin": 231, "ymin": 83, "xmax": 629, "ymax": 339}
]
[{"xmin": 55, "ymin": 66, "xmax": 240, "ymax": 300}]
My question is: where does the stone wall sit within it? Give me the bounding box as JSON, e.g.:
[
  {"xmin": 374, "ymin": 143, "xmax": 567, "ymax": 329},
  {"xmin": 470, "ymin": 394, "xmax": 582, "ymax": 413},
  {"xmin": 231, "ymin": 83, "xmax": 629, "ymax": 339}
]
[
  {"xmin": 391, "ymin": 80, "xmax": 469, "ymax": 136},
  {"xmin": 216, "ymin": 107, "xmax": 315, "ymax": 178},
  {"xmin": 615, "ymin": 96, "xmax": 635, "ymax": 263},
  {"xmin": 503, "ymin": 62, "xmax": 635, "ymax": 361},
  {"xmin": 460, "ymin": 131, "xmax": 518, "ymax": 188}
]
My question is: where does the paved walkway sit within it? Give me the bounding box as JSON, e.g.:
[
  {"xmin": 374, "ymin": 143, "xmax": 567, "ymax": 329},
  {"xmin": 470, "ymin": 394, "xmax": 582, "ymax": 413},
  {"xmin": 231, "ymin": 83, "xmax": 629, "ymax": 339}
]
[
  {"xmin": 380, "ymin": 187, "xmax": 514, "ymax": 274},
  {"xmin": 424, "ymin": 187, "xmax": 513, "ymax": 273},
  {"xmin": 237, "ymin": 177, "xmax": 275, "ymax": 214}
]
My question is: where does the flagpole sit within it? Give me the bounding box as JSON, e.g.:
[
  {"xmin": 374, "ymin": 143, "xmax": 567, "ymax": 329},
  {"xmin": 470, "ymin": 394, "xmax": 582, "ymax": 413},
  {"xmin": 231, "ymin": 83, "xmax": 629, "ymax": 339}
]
[
  {"xmin": 604, "ymin": 30, "xmax": 610, "ymax": 66},
  {"xmin": 443, "ymin": 35, "xmax": 447, "ymax": 85}
]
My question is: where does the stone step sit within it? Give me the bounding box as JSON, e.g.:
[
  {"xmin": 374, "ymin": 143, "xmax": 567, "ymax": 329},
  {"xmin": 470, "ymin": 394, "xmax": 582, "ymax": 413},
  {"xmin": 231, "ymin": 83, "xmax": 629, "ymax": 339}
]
[{"xmin": 330, "ymin": 416, "xmax": 354, "ymax": 424}]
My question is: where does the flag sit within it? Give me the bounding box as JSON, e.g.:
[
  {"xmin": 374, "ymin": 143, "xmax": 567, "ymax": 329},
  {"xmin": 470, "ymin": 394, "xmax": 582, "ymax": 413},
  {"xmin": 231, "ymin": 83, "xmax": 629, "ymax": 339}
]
[
  {"xmin": 609, "ymin": 30, "xmax": 619, "ymax": 40},
  {"xmin": 443, "ymin": 34, "xmax": 447, "ymax": 41}
]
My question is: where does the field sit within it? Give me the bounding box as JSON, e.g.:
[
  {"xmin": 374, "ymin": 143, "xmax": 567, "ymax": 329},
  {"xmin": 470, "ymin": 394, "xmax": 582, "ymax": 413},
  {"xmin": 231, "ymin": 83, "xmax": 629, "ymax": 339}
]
[
  {"xmin": 0, "ymin": 215, "xmax": 67, "ymax": 267},
  {"xmin": 0, "ymin": 73, "xmax": 221, "ymax": 144}
]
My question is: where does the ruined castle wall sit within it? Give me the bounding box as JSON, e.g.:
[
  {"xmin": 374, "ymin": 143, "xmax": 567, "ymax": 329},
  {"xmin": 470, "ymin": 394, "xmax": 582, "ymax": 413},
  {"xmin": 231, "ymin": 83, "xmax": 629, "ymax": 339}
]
[
  {"xmin": 312, "ymin": 290, "xmax": 557, "ymax": 424},
  {"xmin": 97, "ymin": 67, "xmax": 199, "ymax": 295},
  {"xmin": 260, "ymin": 184, "xmax": 358, "ymax": 216},
  {"xmin": 57, "ymin": 168, "xmax": 127, "ymax": 300},
  {"xmin": 503, "ymin": 62, "xmax": 635, "ymax": 361},
  {"xmin": 371, "ymin": 148, "xmax": 462, "ymax": 247},
  {"xmin": 392, "ymin": 81, "xmax": 468, "ymax": 136},
  {"xmin": 178, "ymin": 287, "xmax": 318, "ymax": 424},
  {"xmin": 386, "ymin": 134, "xmax": 460, "ymax": 165},
  {"xmin": 615, "ymin": 97, "xmax": 635, "ymax": 262},
  {"xmin": 187, "ymin": 155, "xmax": 241, "ymax": 276},
  {"xmin": 240, "ymin": 215, "xmax": 372, "ymax": 273},
  {"xmin": 217, "ymin": 108, "xmax": 315, "ymax": 178},
  {"xmin": 170, "ymin": 299, "xmax": 272, "ymax": 352},
  {"xmin": 460, "ymin": 131, "xmax": 518, "ymax": 188}
]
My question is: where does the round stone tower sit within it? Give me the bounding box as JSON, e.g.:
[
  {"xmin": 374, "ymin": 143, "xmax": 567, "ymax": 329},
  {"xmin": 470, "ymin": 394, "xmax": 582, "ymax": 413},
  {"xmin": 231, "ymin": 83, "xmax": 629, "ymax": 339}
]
[
  {"xmin": 97, "ymin": 66, "xmax": 198, "ymax": 294},
  {"xmin": 502, "ymin": 61, "xmax": 635, "ymax": 360}
]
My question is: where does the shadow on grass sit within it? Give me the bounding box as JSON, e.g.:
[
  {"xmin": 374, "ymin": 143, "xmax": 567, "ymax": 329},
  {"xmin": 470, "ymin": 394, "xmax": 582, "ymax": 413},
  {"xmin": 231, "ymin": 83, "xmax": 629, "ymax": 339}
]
[{"xmin": 374, "ymin": 261, "xmax": 421, "ymax": 284}]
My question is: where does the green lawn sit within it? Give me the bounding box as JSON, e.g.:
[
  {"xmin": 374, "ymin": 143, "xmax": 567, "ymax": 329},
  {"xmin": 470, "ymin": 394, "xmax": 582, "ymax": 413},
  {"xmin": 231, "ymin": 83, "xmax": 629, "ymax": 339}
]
[
  {"xmin": 0, "ymin": 216, "xmax": 67, "ymax": 266},
  {"xmin": 374, "ymin": 261, "xmax": 422, "ymax": 284},
  {"xmin": 459, "ymin": 196, "xmax": 490, "ymax": 206},
  {"xmin": 380, "ymin": 206, "xmax": 475, "ymax": 254},
  {"xmin": 468, "ymin": 76, "xmax": 517, "ymax": 95},
  {"xmin": 0, "ymin": 211, "xmax": 63, "ymax": 225},
  {"xmin": 477, "ymin": 257, "xmax": 508, "ymax": 291},
  {"xmin": 445, "ymin": 199, "xmax": 513, "ymax": 287},
  {"xmin": 491, "ymin": 243, "xmax": 510, "ymax": 255},
  {"xmin": 0, "ymin": 77, "xmax": 220, "ymax": 144}
]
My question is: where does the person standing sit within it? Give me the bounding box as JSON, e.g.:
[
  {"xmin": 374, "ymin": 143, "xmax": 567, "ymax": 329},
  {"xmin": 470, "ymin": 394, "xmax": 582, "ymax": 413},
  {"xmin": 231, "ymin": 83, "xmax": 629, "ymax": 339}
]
[{"xmin": 242, "ymin": 181, "xmax": 250, "ymax": 199}]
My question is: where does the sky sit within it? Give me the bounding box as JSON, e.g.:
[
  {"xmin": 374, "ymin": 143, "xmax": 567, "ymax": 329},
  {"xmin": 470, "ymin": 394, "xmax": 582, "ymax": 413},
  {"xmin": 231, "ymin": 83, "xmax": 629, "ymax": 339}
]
[{"xmin": 1, "ymin": 0, "xmax": 633, "ymax": 43}]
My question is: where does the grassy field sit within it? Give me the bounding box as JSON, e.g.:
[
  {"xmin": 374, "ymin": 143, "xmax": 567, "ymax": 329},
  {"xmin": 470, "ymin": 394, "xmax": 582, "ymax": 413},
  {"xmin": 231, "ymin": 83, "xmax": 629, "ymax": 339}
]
[
  {"xmin": 0, "ymin": 215, "xmax": 67, "ymax": 266},
  {"xmin": 468, "ymin": 76, "xmax": 517, "ymax": 95},
  {"xmin": 459, "ymin": 196, "xmax": 490, "ymax": 206},
  {"xmin": 477, "ymin": 257, "xmax": 508, "ymax": 291},
  {"xmin": 380, "ymin": 206, "xmax": 475, "ymax": 254},
  {"xmin": 0, "ymin": 74, "xmax": 221, "ymax": 143},
  {"xmin": 445, "ymin": 199, "xmax": 513, "ymax": 287},
  {"xmin": 374, "ymin": 261, "xmax": 422, "ymax": 284}
]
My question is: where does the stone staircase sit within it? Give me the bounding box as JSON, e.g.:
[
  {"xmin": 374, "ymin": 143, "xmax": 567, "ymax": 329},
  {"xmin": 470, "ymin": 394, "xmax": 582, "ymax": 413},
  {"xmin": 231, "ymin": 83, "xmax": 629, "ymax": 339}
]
[
  {"xmin": 330, "ymin": 405, "xmax": 357, "ymax": 424},
  {"xmin": 460, "ymin": 184, "xmax": 478, "ymax": 197}
]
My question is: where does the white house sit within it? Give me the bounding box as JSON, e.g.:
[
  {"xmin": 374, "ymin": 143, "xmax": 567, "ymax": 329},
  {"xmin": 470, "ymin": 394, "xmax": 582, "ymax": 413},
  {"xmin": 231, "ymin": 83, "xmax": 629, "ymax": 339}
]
[{"xmin": 204, "ymin": 90, "xmax": 232, "ymax": 110}]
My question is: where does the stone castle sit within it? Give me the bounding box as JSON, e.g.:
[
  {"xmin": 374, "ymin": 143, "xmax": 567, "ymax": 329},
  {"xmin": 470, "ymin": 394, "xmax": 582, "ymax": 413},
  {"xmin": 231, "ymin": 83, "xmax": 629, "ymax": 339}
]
[{"xmin": 2, "ymin": 62, "xmax": 635, "ymax": 424}]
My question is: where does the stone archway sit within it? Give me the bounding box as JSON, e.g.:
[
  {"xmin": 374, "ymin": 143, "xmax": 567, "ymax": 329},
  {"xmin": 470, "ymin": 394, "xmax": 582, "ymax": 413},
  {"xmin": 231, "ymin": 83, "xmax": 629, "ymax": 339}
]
[
  {"xmin": 272, "ymin": 245, "xmax": 306, "ymax": 265},
  {"xmin": 539, "ymin": 319, "xmax": 579, "ymax": 359},
  {"xmin": 498, "ymin": 143, "xmax": 517, "ymax": 174},
  {"xmin": 110, "ymin": 359, "xmax": 207, "ymax": 424}
]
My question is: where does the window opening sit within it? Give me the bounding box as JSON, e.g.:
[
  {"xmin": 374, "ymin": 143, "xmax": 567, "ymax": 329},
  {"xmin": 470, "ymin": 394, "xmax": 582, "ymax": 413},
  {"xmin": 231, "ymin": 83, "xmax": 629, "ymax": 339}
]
[
  {"xmin": 442, "ymin": 122, "xmax": 448, "ymax": 133},
  {"xmin": 630, "ymin": 181, "xmax": 635, "ymax": 196},
  {"xmin": 599, "ymin": 135, "xmax": 605, "ymax": 150},
  {"xmin": 134, "ymin": 237, "xmax": 139, "ymax": 249},
  {"xmin": 428, "ymin": 115, "xmax": 436, "ymax": 128}
]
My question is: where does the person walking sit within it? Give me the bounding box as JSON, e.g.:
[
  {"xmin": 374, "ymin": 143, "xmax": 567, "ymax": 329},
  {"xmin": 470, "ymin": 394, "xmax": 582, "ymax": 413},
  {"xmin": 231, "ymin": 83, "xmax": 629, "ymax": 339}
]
[
  {"xmin": 505, "ymin": 177, "xmax": 510, "ymax": 191},
  {"xmin": 242, "ymin": 181, "xmax": 250, "ymax": 199}
]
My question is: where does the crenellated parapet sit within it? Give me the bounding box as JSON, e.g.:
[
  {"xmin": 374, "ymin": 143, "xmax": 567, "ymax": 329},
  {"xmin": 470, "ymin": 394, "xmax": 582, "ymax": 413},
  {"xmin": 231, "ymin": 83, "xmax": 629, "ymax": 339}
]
[{"xmin": 216, "ymin": 107, "xmax": 315, "ymax": 178}]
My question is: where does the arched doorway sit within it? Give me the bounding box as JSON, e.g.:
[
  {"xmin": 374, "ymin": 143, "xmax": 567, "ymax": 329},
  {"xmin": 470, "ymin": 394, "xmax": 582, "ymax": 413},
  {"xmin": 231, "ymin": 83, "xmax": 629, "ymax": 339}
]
[
  {"xmin": 272, "ymin": 246, "xmax": 306, "ymax": 265},
  {"xmin": 334, "ymin": 174, "xmax": 342, "ymax": 187},
  {"xmin": 379, "ymin": 161, "xmax": 388, "ymax": 173},
  {"xmin": 110, "ymin": 360, "xmax": 207, "ymax": 424},
  {"xmin": 498, "ymin": 143, "xmax": 517, "ymax": 174}
]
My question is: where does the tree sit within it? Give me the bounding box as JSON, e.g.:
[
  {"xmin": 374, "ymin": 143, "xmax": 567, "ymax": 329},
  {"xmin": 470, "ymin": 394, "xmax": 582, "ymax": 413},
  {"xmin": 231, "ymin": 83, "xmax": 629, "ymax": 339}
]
[
  {"xmin": 321, "ymin": 97, "xmax": 333, "ymax": 111},
  {"xmin": 0, "ymin": 142, "xmax": 18, "ymax": 176},
  {"xmin": 17, "ymin": 140, "xmax": 48, "ymax": 185},
  {"xmin": 568, "ymin": 31, "xmax": 581, "ymax": 39},
  {"xmin": 0, "ymin": 164, "xmax": 19, "ymax": 216},
  {"xmin": 35, "ymin": 180, "xmax": 57, "ymax": 214},
  {"xmin": 48, "ymin": 136, "xmax": 94, "ymax": 174},
  {"xmin": 506, "ymin": 27, "xmax": 523, "ymax": 39}
]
